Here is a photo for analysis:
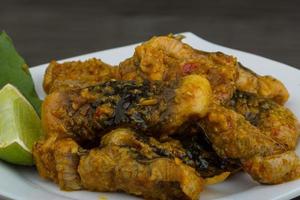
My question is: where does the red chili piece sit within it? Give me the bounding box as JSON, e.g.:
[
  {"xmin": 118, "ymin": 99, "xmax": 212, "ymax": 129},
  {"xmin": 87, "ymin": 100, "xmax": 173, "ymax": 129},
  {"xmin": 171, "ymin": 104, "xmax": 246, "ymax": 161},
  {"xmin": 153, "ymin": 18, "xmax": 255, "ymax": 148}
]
[{"xmin": 183, "ymin": 63, "xmax": 198, "ymax": 75}]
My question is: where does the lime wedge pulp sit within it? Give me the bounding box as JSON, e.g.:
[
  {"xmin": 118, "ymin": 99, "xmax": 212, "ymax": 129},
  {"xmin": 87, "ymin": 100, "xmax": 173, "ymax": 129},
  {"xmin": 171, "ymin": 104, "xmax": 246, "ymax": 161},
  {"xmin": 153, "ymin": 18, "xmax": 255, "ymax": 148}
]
[{"xmin": 0, "ymin": 84, "xmax": 42, "ymax": 165}]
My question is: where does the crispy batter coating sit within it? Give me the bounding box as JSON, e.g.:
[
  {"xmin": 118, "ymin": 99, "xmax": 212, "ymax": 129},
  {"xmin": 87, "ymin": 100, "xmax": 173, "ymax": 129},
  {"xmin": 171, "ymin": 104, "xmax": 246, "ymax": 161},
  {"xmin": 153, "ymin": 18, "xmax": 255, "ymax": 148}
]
[
  {"xmin": 79, "ymin": 146, "xmax": 203, "ymax": 200},
  {"xmin": 33, "ymin": 136, "xmax": 57, "ymax": 182},
  {"xmin": 200, "ymin": 103, "xmax": 300, "ymax": 184},
  {"xmin": 228, "ymin": 90, "xmax": 300, "ymax": 149},
  {"xmin": 237, "ymin": 64, "xmax": 289, "ymax": 105},
  {"xmin": 43, "ymin": 36, "xmax": 289, "ymax": 106},
  {"xmin": 200, "ymin": 104, "xmax": 284, "ymax": 159},
  {"xmin": 78, "ymin": 128, "xmax": 204, "ymax": 200},
  {"xmin": 34, "ymin": 128, "xmax": 205, "ymax": 200},
  {"xmin": 33, "ymin": 137, "xmax": 82, "ymax": 190},
  {"xmin": 101, "ymin": 128, "xmax": 240, "ymax": 179},
  {"xmin": 35, "ymin": 75, "xmax": 212, "ymax": 199},
  {"xmin": 41, "ymin": 75, "xmax": 211, "ymax": 142},
  {"xmin": 119, "ymin": 35, "xmax": 238, "ymax": 104},
  {"xmin": 37, "ymin": 34, "xmax": 300, "ymax": 196},
  {"xmin": 43, "ymin": 58, "xmax": 117, "ymax": 93},
  {"xmin": 242, "ymin": 151, "xmax": 300, "ymax": 184}
]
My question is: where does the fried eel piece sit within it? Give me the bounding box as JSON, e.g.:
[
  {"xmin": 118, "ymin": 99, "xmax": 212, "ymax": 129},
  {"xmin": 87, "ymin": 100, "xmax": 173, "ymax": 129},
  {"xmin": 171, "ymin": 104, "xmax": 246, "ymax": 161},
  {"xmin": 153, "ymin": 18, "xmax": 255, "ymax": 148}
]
[
  {"xmin": 42, "ymin": 74, "xmax": 211, "ymax": 143},
  {"xmin": 33, "ymin": 137, "xmax": 82, "ymax": 190},
  {"xmin": 43, "ymin": 36, "xmax": 288, "ymax": 105},
  {"xmin": 119, "ymin": 35, "xmax": 238, "ymax": 104},
  {"xmin": 78, "ymin": 128, "xmax": 204, "ymax": 200},
  {"xmin": 201, "ymin": 104, "xmax": 300, "ymax": 184},
  {"xmin": 236, "ymin": 64, "xmax": 289, "ymax": 105},
  {"xmin": 34, "ymin": 128, "xmax": 204, "ymax": 200},
  {"xmin": 43, "ymin": 58, "xmax": 117, "ymax": 93},
  {"xmin": 228, "ymin": 90, "xmax": 300, "ymax": 149},
  {"xmin": 100, "ymin": 128, "xmax": 240, "ymax": 180}
]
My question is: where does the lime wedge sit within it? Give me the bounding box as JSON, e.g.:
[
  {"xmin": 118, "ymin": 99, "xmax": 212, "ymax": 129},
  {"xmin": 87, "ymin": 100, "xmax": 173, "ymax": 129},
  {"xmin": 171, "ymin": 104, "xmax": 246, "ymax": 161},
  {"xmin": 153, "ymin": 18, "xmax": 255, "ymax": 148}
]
[{"xmin": 0, "ymin": 84, "xmax": 42, "ymax": 165}]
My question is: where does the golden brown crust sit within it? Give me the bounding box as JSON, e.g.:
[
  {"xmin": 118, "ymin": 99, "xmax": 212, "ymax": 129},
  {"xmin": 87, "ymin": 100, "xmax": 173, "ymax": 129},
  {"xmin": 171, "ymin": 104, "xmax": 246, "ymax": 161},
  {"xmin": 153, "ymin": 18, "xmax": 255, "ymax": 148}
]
[
  {"xmin": 121, "ymin": 36, "xmax": 238, "ymax": 104},
  {"xmin": 41, "ymin": 91, "xmax": 69, "ymax": 138},
  {"xmin": 243, "ymin": 151, "xmax": 300, "ymax": 184},
  {"xmin": 200, "ymin": 103, "xmax": 300, "ymax": 184},
  {"xmin": 237, "ymin": 64, "xmax": 289, "ymax": 105},
  {"xmin": 78, "ymin": 146, "xmax": 204, "ymax": 200},
  {"xmin": 33, "ymin": 137, "xmax": 82, "ymax": 190},
  {"xmin": 43, "ymin": 58, "xmax": 116, "ymax": 93},
  {"xmin": 33, "ymin": 136, "xmax": 58, "ymax": 181},
  {"xmin": 36, "ymin": 34, "xmax": 300, "ymax": 197},
  {"xmin": 228, "ymin": 90, "xmax": 300, "ymax": 150},
  {"xmin": 201, "ymin": 104, "xmax": 284, "ymax": 159},
  {"xmin": 41, "ymin": 75, "xmax": 212, "ymax": 141},
  {"xmin": 78, "ymin": 137, "xmax": 204, "ymax": 200}
]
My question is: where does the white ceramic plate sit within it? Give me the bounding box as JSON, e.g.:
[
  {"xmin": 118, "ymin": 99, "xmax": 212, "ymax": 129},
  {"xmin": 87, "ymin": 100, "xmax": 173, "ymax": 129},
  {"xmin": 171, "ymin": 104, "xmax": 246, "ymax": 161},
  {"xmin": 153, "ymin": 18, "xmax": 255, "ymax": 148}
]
[{"xmin": 1, "ymin": 32, "xmax": 300, "ymax": 200}]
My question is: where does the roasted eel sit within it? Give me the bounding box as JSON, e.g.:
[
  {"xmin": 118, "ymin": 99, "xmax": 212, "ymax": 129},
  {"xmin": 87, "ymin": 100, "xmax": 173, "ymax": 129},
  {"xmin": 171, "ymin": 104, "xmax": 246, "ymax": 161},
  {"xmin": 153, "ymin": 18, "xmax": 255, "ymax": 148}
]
[
  {"xmin": 200, "ymin": 103, "xmax": 300, "ymax": 184},
  {"xmin": 78, "ymin": 128, "xmax": 204, "ymax": 200},
  {"xmin": 42, "ymin": 74, "xmax": 211, "ymax": 143},
  {"xmin": 236, "ymin": 63, "xmax": 289, "ymax": 105},
  {"xmin": 227, "ymin": 90, "xmax": 299, "ymax": 150},
  {"xmin": 118, "ymin": 35, "xmax": 289, "ymax": 105},
  {"xmin": 44, "ymin": 36, "xmax": 289, "ymax": 105},
  {"xmin": 35, "ymin": 34, "xmax": 300, "ymax": 200},
  {"xmin": 43, "ymin": 58, "xmax": 117, "ymax": 93},
  {"xmin": 174, "ymin": 124, "xmax": 241, "ymax": 179},
  {"xmin": 34, "ymin": 128, "xmax": 205, "ymax": 200}
]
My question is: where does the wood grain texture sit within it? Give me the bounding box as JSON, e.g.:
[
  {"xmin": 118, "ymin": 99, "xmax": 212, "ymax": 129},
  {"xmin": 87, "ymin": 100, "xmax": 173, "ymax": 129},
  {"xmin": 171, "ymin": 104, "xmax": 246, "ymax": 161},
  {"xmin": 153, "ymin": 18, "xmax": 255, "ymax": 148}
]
[{"xmin": 1, "ymin": 0, "xmax": 299, "ymax": 68}]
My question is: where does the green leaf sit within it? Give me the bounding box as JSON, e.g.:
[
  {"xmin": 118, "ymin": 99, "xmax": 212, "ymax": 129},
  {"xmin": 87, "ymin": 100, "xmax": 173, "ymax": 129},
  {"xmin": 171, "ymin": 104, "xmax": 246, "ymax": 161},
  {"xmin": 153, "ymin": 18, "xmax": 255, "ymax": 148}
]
[{"xmin": 0, "ymin": 31, "xmax": 41, "ymax": 114}]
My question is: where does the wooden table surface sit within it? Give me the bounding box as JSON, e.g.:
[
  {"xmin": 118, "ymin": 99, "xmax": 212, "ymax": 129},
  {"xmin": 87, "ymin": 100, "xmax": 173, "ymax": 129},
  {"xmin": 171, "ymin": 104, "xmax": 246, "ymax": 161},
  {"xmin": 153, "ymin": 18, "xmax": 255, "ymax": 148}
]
[
  {"xmin": 1, "ymin": 0, "xmax": 299, "ymax": 69},
  {"xmin": 1, "ymin": 1, "xmax": 300, "ymax": 199}
]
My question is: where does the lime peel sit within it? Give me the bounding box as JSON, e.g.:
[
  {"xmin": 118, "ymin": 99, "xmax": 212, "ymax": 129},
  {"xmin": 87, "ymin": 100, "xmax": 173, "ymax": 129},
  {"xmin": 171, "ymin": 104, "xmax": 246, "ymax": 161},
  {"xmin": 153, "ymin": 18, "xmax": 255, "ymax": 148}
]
[
  {"xmin": 0, "ymin": 138, "xmax": 30, "ymax": 151},
  {"xmin": 0, "ymin": 84, "xmax": 42, "ymax": 165}
]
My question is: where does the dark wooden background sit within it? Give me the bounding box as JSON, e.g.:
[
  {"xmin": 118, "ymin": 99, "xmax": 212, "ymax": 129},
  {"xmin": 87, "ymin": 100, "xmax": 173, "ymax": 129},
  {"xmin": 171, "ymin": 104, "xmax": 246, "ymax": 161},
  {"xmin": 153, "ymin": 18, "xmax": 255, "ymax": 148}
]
[{"xmin": 0, "ymin": 0, "xmax": 299, "ymax": 69}]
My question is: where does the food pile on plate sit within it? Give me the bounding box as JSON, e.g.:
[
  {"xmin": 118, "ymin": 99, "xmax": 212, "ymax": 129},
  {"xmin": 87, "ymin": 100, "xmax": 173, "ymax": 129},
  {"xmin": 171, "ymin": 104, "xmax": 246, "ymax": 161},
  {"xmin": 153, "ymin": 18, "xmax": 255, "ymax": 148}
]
[{"xmin": 21, "ymin": 35, "xmax": 300, "ymax": 200}]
